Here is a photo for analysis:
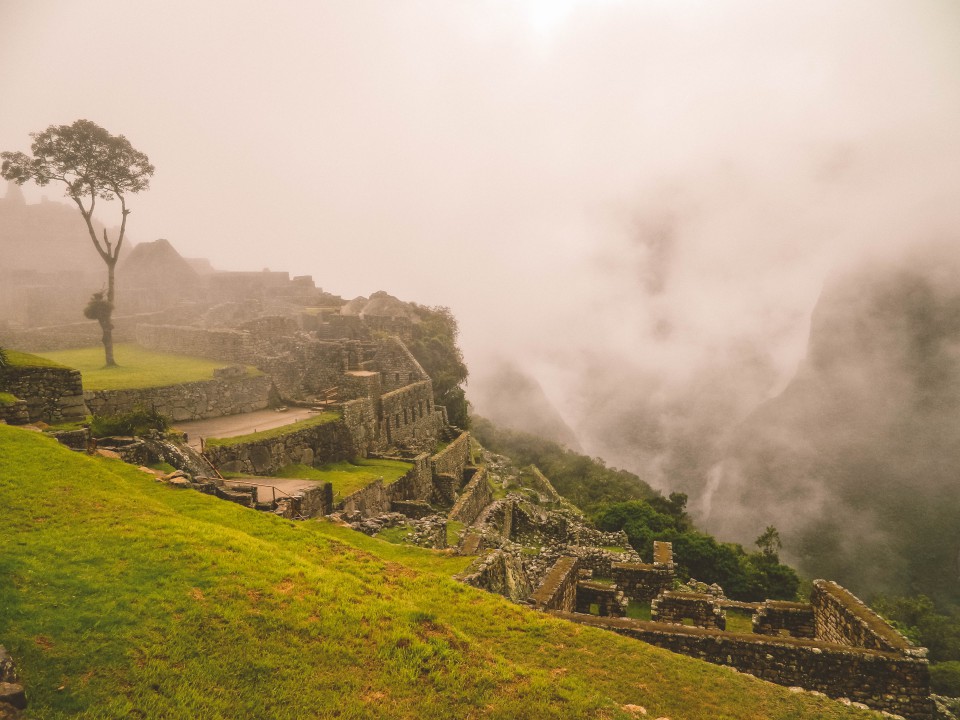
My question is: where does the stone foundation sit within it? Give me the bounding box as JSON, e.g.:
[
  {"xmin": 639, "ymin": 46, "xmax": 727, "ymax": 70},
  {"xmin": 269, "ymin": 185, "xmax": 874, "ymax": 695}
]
[{"xmin": 448, "ymin": 466, "xmax": 492, "ymax": 526}]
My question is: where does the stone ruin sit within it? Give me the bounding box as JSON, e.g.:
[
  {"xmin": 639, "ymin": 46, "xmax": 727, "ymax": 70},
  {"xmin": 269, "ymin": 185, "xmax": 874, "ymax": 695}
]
[
  {"xmin": 0, "ymin": 646, "xmax": 25, "ymax": 719},
  {"xmin": 442, "ymin": 450, "xmax": 935, "ymax": 720}
]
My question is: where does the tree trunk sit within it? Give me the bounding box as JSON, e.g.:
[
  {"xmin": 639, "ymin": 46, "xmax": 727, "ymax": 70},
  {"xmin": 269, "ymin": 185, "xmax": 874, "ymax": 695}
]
[
  {"xmin": 100, "ymin": 316, "xmax": 116, "ymax": 367},
  {"xmin": 103, "ymin": 258, "xmax": 117, "ymax": 367}
]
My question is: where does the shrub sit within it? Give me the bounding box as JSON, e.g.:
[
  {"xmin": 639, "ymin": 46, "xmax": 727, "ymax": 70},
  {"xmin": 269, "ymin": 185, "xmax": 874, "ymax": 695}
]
[
  {"xmin": 90, "ymin": 406, "xmax": 168, "ymax": 438},
  {"xmin": 931, "ymin": 661, "xmax": 960, "ymax": 697}
]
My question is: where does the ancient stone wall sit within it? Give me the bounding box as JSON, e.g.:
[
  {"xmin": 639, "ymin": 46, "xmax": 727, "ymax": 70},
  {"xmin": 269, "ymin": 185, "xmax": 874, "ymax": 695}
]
[
  {"xmin": 380, "ymin": 381, "xmax": 443, "ymax": 447},
  {"xmin": 203, "ymin": 417, "xmax": 354, "ymax": 476},
  {"xmin": 341, "ymin": 397, "xmax": 382, "ymax": 456},
  {"xmin": 555, "ymin": 613, "xmax": 933, "ymax": 720},
  {"xmin": 530, "ymin": 556, "xmax": 580, "ymax": 612},
  {"xmin": 340, "ymin": 479, "xmax": 390, "ymax": 517},
  {"xmin": 576, "ymin": 581, "xmax": 627, "ymax": 617},
  {"xmin": 341, "ymin": 370, "xmax": 381, "ymax": 401},
  {"xmin": 449, "ymin": 466, "xmax": 492, "ymax": 526},
  {"xmin": 84, "ymin": 374, "xmax": 272, "ymax": 422},
  {"xmin": 612, "ymin": 562, "xmax": 675, "ymax": 603},
  {"xmin": 457, "ymin": 549, "xmax": 531, "ymax": 603},
  {"xmin": 652, "ymin": 591, "xmax": 726, "ymax": 630},
  {"xmin": 525, "ymin": 465, "xmax": 563, "ymax": 503},
  {"xmin": 0, "ymin": 365, "xmax": 87, "ymax": 424},
  {"xmin": 812, "ymin": 579, "xmax": 916, "ymax": 654},
  {"xmin": 374, "ymin": 336, "xmax": 427, "ymax": 392},
  {"xmin": 565, "ymin": 547, "xmax": 638, "ymax": 579},
  {"xmin": 385, "ymin": 453, "xmax": 433, "ymax": 504},
  {"xmin": 431, "ymin": 431, "xmax": 470, "ymax": 481},
  {"xmin": 0, "ymin": 398, "xmax": 29, "ymax": 425},
  {"xmin": 137, "ymin": 324, "xmax": 270, "ymax": 365},
  {"xmin": 753, "ymin": 600, "xmax": 816, "ymax": 639}
]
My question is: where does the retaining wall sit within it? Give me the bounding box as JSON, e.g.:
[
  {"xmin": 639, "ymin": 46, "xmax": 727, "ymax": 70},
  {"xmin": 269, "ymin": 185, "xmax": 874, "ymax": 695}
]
[
  {"xmin": 431, "ymin": 431, "xmax": 470, "ymax": 482},
  {"xmin": 203, "ymin": 416, "xmax": 354, "ymax": 475},
  {"xmin": 0, "ymin": 398, "xmax": 29, "ymax": 425},
  {"xmin": 554, "ymin": 613, "xmax": 933, "ymax": 720},
  {"xmin": 85, "ymin": 374, "xmax": 272, "ymax": 422},
  {"xmin": 0, "ymin": 365, "xmax": 87, "ymax": 424}
]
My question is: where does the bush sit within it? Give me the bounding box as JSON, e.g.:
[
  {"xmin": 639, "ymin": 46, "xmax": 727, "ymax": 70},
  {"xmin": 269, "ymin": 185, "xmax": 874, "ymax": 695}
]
[
  {"xmin": 90, "ymin": 406, "xmax": 168, "ymax": 438},
  {"xmin": 931, "ymin": 661, "xmax": 960, "ymax": 697}
]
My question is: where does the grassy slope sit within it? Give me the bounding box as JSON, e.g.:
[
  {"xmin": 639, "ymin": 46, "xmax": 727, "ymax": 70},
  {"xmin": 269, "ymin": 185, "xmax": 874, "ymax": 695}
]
[
  {"xmin": 0, "ymin": 426, "xmax": 878, "ymax": 720},
  {"xmin": 30, "ymin": 344, "xmax": 260, "ymax": 390},
  {"xmin": 5, "ymin": 350, "xmax": 70, "ymax": 369}
]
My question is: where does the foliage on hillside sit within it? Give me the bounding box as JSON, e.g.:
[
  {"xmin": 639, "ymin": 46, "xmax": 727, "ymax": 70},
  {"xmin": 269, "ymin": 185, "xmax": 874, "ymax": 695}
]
[
  {"xmin": 408, "ymin": 305, "xmax": 469, "ymax": 428},
  {"xmin": 472, "ymin": 416, "xmax": 799, "ymax": 601},
  {"xmin": 0, "ymin": 425, "xmax": 874, "ymax": 720},
  {"xmin": 471, "ymin": 415, "xmax": 657, "ymax": 511},
  {"xmin": 594, "ymin": 500, "xmax": 800, "ymax": 601}
]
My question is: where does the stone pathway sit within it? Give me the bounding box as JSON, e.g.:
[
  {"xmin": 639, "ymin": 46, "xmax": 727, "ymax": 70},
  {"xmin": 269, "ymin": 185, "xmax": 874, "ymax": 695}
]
[{"xmin": 172, "ymin": 407, "xmax": 320, "ymax": 449}]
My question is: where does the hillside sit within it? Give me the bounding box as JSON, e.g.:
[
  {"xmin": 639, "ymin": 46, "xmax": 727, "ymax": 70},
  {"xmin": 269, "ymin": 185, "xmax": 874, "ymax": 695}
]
[
  {"xmin": 0, "ymin": 425, "xmax": 876, "ymax": 719},
  {"xmin": 705, "ymin": 244, "xmax": 960, "ymax": 606}
]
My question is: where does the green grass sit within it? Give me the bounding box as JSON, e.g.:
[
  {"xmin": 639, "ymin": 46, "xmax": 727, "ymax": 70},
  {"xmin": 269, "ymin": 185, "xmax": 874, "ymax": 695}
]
[
  {"xmin": 5, "ymin": 349, "xmax": 70, "ymax": 369},
  {"xmin": 0, "ymin": 392, "xmax": 18, "ymax": 406},
  {"xmin": 0, "ymin": 425, "xmax": 882, "ymax": 720},
  {"xmin": 446, "ymin": 520, "xmax": 465, "ymax": 547},
  {"xmin": 148, "ymin": 462, "xmax": 177, "ymax": 474},
  {"xmin": 726, "ymin": 608, "xmax": 755, "ymax": 634},
  {"xmin": 29, "ymin": 344, "xmax": 260, "ymax": 391},
  {"xmin": 378, "ymin": 525, "xmax": 413, "ymax": 544},
  {"xmin": 204, "ymin": 413, "xmax": 340, "ymax": 448},
  {"xmin": 626, "ymin": 601, "xmax": 652, "ymax": 621},
  {"xmin": 274, "ymin": 458, "xmax": 413, "ymax": 498}
]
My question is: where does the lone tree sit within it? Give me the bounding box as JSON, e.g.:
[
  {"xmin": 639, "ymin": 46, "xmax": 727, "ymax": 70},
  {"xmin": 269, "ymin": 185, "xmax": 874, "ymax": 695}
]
[{"xmin": 1, "ymin": 119, "xmax": 154, "ymax": 366}]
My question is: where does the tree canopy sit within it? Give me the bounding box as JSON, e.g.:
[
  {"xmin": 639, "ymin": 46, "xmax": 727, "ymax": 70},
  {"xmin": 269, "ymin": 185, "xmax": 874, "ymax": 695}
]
[{"xmin": 2, "ymin": 120, "xmax": 154, "ymax": 366}]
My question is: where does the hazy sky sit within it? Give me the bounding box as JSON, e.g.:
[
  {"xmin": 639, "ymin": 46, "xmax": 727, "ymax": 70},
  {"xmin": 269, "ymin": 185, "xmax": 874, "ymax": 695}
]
[{"xmin": 4, "ymin": 1, "xmax": 960, "ymax": 462}]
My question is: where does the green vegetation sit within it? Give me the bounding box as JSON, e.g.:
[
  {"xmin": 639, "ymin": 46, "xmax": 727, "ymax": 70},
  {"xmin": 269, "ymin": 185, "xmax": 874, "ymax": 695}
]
[
  {"xmin": 204, "ymin": 412, "xmax": 340, "ymax": 447},
  {"xmin": 0, "ymin": 392, "xmax": 18, "ymax": 406},
  {"xmin": 872, "ymin": 594, "xmax": 960, "ymax": 693},
  {"xmin": 30, "ymin": 344, "xmax": 259, "ymax": 390},
  {"xmin": 595, "ymin": 498, "xmax": 799, "ymax": 602},
  {"xmin": 725, "ymin": 609, "xmax": 755, "ymax": 635},
  {"xmin": 5, "ymin": 349, "xmax": 70, "ymax": 369},
  {"xmin": 89, "ymin": 407, "xmax": 169, "ymax": 438},
  {"xmin": 274, "ymin": 457, "xmax": 412, "ymax": 498},
  {"xmin": 0, "ymin": 344, "xmax": 7, "ymax": 368},
  {"xmin": 471, "ymin": 415, "xmax": 657, "ymax": 512},
  {"xmin": 378, "ymin": 525, "xmax": 414, "ymax": 544},
  {"xmin": 446, "ymin": 520, "xmax": 465, "ymax": 547},
  {"xmin": 0, "ymin": 425, "xmax": 876, "ymax": 719},
  {"xmin": 408, "ymin": 305, "xmax": 469, "ymax": 428}
]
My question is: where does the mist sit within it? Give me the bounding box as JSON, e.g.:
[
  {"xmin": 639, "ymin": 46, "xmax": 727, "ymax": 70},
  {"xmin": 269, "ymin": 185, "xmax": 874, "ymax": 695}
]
[{"xmin": 4, "ymin": 1, "xmax": 960, "ymax": 596}]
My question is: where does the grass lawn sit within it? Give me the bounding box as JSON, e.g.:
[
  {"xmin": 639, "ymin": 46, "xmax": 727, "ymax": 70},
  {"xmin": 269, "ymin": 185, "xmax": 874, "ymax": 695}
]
[
  {"xmin": 0, "ymin": 425, "xmax": 882, "ymax": 720},
  {"xmin": 28, "ymin": 344, "xmax": 260, "ymax": 391},
  {"xmin": 204, "ymin": 412, "xmax": 341, "ymax": 448},
  {"xmin": 0, "ymin": 391, "xmax": 19, "ymax": 406},
  {"xmin": 5, "ymin": 349, "xmax": 70, "ymax": 369},
  {"xmin": 274, "ymin": 457, "xmax": 413, "ymax": 498}
]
